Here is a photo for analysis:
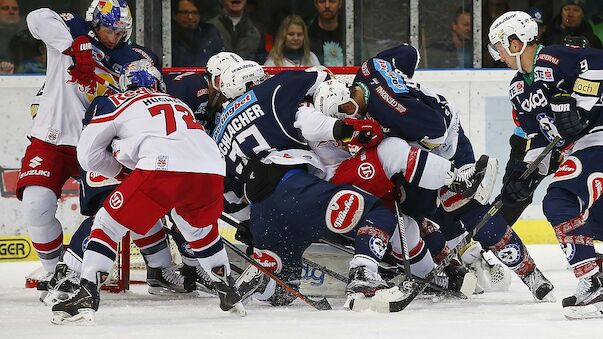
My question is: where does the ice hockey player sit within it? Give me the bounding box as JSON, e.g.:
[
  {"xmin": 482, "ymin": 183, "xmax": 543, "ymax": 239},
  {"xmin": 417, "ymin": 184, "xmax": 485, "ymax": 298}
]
[
  {"xmin": 213, "ymin": 60, "xmax": 487, "ymax": 310},
  {"xmin": 16, "ymin": 0, "xmax": 156, "ymax": 294},
  {"xmin": 50, "ymin": 59, "xmax": 245, "ymax": 324},
  {"xmin": 331, "ymin": 43, "xmax": 552, "ymax": 301},
  {"xmin": 164, "ymin": 51, "xmax": 243, "ymax": 130},
  {"xmin": 488, "ymin": 10, "xmax": 603, "ymax": 319}
]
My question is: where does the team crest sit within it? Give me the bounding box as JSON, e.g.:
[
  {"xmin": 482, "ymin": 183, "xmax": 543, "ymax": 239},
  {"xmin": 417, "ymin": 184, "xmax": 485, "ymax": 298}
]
[{"xmin": 325, "ymin": 190, "xmax": 365, "ymax": 234}]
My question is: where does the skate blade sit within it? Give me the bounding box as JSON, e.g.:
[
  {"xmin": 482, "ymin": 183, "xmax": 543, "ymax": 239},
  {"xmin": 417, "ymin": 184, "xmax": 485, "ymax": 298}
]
[
  {"xmin": 460, "ymin": 272, "xmax": 478, "ymax": 298},
  {"xmin": 43, "ymin": 290, "xmax": 72, "ymax": 306},
  {"xmin": 346, "ymin": 287, "xmax": 408, "ymax": 313},
  {"xmin": 564, "ymin": 302, "xmax": 603, "ymax": 320},
  {"xmin": 148, "ymin": 286, "xmax": 190, "ymax": 295},
  {"xmin": 228, "ymin": 301, "xmax": 247, "ymax": 317},
  {"xmin": 51, "ymin": 309, "xmax": 95, "ymax": 325}
]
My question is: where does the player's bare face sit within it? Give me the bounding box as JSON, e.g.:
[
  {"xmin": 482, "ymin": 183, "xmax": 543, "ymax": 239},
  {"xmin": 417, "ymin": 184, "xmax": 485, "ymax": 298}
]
[
  {"xmin": 495, "ymin": 43, "xmax": 518, "ymax": 70},
  {"xmin": 97, "ymin": 26, "xmax": 126, "ymax": 49},
  {"xmin": 285, "ymin": 24, "xmax": 304, "ymax": 50}
]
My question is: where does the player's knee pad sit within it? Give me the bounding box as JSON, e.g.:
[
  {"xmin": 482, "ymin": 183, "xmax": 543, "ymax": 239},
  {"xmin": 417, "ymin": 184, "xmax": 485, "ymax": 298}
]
[{"xmin": 21, "ymin": 185, "xmax": 58, "ymax": 228}]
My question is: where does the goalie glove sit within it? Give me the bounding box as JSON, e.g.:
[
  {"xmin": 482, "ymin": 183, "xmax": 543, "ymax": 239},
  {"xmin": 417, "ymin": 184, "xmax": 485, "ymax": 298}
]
[
  {"xmin": 63, "ymin": 36, "xmax": 96, "ymax": 92},
  {"xmin": 341, "ymin": 118, "xmax": 383, "ymax": 148},
  {"xmin": 549, "ymin": 94, "xmax": 589, "ymax": 140}
]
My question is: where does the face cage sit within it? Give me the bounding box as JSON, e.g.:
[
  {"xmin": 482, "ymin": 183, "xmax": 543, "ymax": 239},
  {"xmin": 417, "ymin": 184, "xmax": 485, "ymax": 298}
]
[{"xmin": 335, "ymin": 99, "xmax": 360, "ymax": 119}]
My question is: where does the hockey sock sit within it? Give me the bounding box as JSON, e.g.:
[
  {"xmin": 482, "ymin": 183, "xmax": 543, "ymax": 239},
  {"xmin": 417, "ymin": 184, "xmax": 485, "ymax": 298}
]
[
  {"xmin": 22, "ymin": 185, "xmax": 64, "ymax": 273},
  {"xmin": 419, "ymin": 218, "xmax": 449, "ymax": 264},
  {"xmin": 81, "ymin": 208, "xmax": 126, "ymax": 283},
  {"xmin": 486, "ymin": 226, "xmax": 535, "ymax": 278},
  {"xmin": 132, "ymin": 220, "xmax": 171, "ymax": 268},
  {"xmin": 169, "ymin": 224, "xmax": 200, "ymax": 266},
  {"xmin": 63, "ymin": 217, "xmax": 95, "ymax": 274}
]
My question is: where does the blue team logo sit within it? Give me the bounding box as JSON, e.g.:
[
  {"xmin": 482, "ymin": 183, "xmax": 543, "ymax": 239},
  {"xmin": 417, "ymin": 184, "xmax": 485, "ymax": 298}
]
[
  {"xmin": 497, "ymin": 244, "xmax": 521, "ymax": 266},
  {"xmin": 561, "ymin": 244, "xmax": 576, "ymax": 261},
  {"xmin": 536, "ymin": 113, "xmax": 565, "ymax": 147},
  {"xmin": 82, "ymin": 236, "xmax": 90, "ymax": 251},
  {"xmin": 212, "ymin": 91, "xmax": 258, "ymax": 141},
  {"xmin": 373, "ymin": 59, "xmax": 409, "ymax": 94}
]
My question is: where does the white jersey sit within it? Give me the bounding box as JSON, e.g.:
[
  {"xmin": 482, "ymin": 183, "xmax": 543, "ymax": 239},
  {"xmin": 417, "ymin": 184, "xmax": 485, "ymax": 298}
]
[
  {"xmin": 77, "ymin": 87, "xmax": 225, "ymax": 178},
  {"xmin": 26, "ymin": 9, "xmax": 88, "ymax": 146}
]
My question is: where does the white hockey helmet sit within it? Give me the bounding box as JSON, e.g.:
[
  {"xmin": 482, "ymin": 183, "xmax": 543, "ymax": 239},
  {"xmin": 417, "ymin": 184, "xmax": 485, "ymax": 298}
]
[
  {"xmin": 313, "ymin": 79, "xmax": 358, "ymax": 119},
  {"xmin": 488, "ymin": 11, "xmax": 538, "ymax": 71},
  {"xmin": 219, "ymin": 60, "xmax": 267, "ymax": 99},
  {"xmin": 206, "ymin": 52, "xmax": 244, "ymax": 89}
]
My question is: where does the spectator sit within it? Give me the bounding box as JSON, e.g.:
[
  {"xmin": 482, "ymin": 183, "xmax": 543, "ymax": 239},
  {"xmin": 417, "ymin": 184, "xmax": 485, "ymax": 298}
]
[
  {"xmin": 9, "ymin": 29, "xmax": 46, "ymax": 73},
  {"xmin": 527, "ymin": 7, "xmax": 546, "ymax": 41},
  {"xmin": 171, "ymin": 0, "xmax": 224, "ymax": 66},
  {"xmin": 264, "ymin": 15, "xmax": 320, "ymax": 67},
  {"xmin": 307, "ymin": 0, "xmax": 344, "ymax": 66},
  {"xmin": 426, "ymin": 6, "xmax": 473, "ymax": 68},
  {"xmin": 541, "ymin": 0, "xmax": 602, "ymax": 49},
  {"xmin": 0, "ymin": 0, "xmax": 25, "ymax": 71},
  {"xmin": 208, "ymin": 0, "xmax": 261, "ymax": 61},
  {"xmin": 482, "ymin": 0, "xmax": 509, "ymax": 68}
]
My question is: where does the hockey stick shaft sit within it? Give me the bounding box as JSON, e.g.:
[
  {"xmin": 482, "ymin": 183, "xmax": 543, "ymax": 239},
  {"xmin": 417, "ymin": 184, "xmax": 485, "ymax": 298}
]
[
  {"xmin": 393, "ymin": 198, "xmax": 412, "ymax": 278},
  {"xmin": 219, "ymin": 214, "xmax": 332, "ymax": 310},
  {"xmin": 389, "ymin": 136, "xmax": 563, "ymax": 311}
]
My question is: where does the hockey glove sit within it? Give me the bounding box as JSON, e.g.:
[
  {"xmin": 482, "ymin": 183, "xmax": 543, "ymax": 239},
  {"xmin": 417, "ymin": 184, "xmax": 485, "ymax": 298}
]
[
  {"xmin": 63, "ymin": 36, "xmax": 96, "ymax": 92},
  {"xmin": 341, "ymin": 118, "xmax": 383, "ymax": 148},
  {"xmin": 550, "ymin": 94, "xmax": 589, "ymax": 140},
  {"xmin": 500, "ymin": 162, "xmax": 544, "ymax": 205},
  {"xmin": 234, "ymin": 219, "xmax": 253, "ymax": 248}
]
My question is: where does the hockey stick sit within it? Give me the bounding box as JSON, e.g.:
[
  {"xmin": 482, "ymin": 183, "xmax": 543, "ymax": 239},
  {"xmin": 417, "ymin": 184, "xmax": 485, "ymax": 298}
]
[
  {"xmin": 393, "ymin": 196, "xmax": 412, "ymax": 280},
  {"xmin": 318, "ymin": 237, "xmax": 466, "ymax": 298},
  {"xmin": 385, "ymin": 136, "xmax": 563, "ymax": 311},
  {"xmin": 219, "ymin": 214, "xmax": 332, "ymax": 311}
]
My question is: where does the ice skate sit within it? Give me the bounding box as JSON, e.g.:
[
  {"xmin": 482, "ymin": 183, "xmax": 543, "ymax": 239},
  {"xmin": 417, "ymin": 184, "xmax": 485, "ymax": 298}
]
[
  {"xmin": 211, "ymin": 265, "xmax": 246, "ymax": 316},
  {"xmin": 43, "ymin": 262, "xmax": 80, "ymax": 306},
  {"xmin": 520, "ymin": 267, "xmax": 555, "ymax": 302},
  {"xmin": 180, "ymin": 263, "xmax": 215, "ymax": 295},
  {"xmin": 146, "ymin": 266, "xmax": 194, "ymax": 295},
  {"xmin": 446, "ymin": 155, "xmax": 489, "ymax": 198},
  {"xmin": 344, "ymin": 266, "xmax": 409, "ymax": 312},
  {"xmin": 563, "ymin": 271, "xmax": 603, "ymax": 320},
  {"xmin": 432, "ymin": 260, "xmax": 478, "ymax": 298},
  {"xmin": 51, "ymin": 273, "xmax": 104, "ymax": 325}
]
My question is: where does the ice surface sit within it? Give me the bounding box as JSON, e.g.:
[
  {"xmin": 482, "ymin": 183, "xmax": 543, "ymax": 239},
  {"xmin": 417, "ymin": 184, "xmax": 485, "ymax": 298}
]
[{"xmin": 1, "ymin": 244, "xmax": 601, "ymax": 339}]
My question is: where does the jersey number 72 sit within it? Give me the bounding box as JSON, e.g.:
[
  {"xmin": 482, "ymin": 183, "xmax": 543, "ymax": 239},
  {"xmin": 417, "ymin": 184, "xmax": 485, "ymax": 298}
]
[{"xmin": 148, "ymin": 103, "xmax": 203, "ymax": 135}]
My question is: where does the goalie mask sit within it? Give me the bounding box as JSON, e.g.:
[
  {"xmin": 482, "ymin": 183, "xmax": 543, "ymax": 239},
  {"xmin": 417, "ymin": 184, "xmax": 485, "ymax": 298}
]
[
  {"xmin": 206, "ymin": 52, "xmax": 244, "ymax": 89},
  {"xmin": 487, "ymin": 11, "xmax": 538, "ymax": 73},
  {"xmin": 313, "ymin": 79, "xmax": 359, "ymax": 119},
  {"xmin": 119, "ymin": 59, "xmax": 163, "ymax": 91},
  {"xmin": 219, "ymin": 60, "xmax": 267, "ymax": 100},
  {"xmin": 86, "ymin": 0, "xmax": 133, "ymax": 43}
]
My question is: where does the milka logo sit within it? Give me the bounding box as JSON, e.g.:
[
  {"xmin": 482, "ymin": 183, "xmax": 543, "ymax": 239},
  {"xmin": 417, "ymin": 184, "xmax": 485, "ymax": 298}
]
[{"xmin": 334, "ymin": 195, "xmax": 356, "ymax": 229}]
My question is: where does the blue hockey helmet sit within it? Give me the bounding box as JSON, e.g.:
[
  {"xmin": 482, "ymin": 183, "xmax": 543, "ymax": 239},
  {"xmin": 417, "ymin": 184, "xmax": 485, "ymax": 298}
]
[
  {"xmin": 119, "ymin": 59, "xmax": 164, "ymax": 91},
  {"xmin": 86, "ymin": 0, "xmax": 133, "ymax": 43}
]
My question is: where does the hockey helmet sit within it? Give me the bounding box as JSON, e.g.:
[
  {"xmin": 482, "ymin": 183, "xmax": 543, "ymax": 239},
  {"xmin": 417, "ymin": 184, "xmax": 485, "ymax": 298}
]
[
  {"xmin": 313, "ymin": 79, "xmax": 358, "ymax": 119},
  {"xmin": 219, "ymin": 60, "xmax": 267, "ymax": 100},
  {"xmin": 487, "ymin": 11, "xmax": 538, "ymax": 62},
  {"xmin": 206, "ymin": 52, "xmax": 244, "ymax": 89},
  {"xmin": 119, "ymin": 59, "xmax": 163, "ymax": 91},
  {"xmin": 86, "ymin": 0, "xmax": 133, "ymax": 43}
]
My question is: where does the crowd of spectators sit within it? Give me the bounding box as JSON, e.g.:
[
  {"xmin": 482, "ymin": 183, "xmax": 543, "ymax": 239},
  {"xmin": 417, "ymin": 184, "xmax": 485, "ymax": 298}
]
[{"xmin": 1, "ymin": 0, "xmax": 602, "ymax": 75}]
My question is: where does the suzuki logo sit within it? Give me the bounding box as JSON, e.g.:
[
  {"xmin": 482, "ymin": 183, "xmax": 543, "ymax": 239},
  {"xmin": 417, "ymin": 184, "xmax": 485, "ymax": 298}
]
[{"xmin": 29, "ymin": 156, "xmax": 42, "ymax": 168}]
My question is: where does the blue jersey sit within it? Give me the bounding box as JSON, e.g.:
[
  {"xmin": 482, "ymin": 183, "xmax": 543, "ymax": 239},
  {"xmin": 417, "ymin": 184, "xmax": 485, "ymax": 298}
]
[
  {"xmin": 212, "ymin": 70, "xmax": 324, "ymax": 179},
  {"xmin": 353, "ymin": 57, "xmax": 451, "ymax": 144},
  {"xmin": 164, "ymin": 72, "xmax": 211, "ymax": 127},
  {"xmin": 509, "ymin": 45, "xmax": 603, "ymax": 154}
]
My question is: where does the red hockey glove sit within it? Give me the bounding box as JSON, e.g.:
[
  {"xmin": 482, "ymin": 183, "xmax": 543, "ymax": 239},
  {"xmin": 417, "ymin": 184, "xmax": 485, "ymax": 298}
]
[
  {"xmin": 342, "ymin": 118, "xmax": 383, "ymax": 148},
  {"xmin": 63, "ymin": 36, "xmax": 96, "ymax": 92}
]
